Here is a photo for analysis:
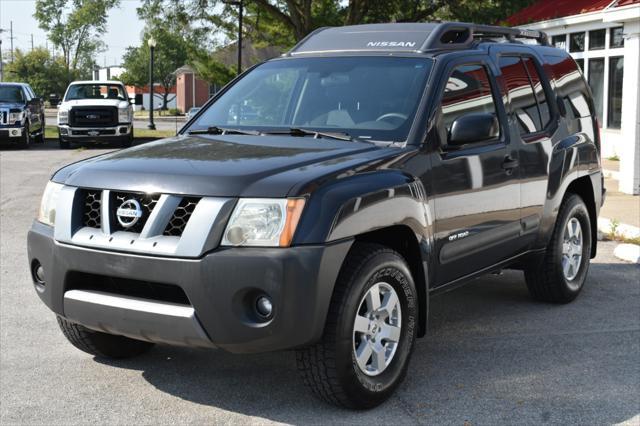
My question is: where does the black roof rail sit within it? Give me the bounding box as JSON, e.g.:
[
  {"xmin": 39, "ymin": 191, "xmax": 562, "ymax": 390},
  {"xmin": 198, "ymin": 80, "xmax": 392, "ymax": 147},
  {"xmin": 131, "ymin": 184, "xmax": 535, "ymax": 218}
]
[{"xmin": 420, "ymin": 22, "xmax": 549, "ymax": 51}]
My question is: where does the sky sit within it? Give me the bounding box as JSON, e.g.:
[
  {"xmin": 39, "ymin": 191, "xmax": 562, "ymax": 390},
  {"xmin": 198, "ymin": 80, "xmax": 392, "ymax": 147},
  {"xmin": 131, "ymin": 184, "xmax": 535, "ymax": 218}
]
[{"xmin": 0, "ymin": 0, "xmax": 145, "ymax": 66}]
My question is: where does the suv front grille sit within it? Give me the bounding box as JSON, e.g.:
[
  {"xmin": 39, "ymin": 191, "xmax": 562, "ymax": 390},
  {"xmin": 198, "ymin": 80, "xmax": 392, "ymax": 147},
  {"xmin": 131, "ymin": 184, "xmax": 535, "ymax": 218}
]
[
  {"xmin": 80, "ymin": 189, "xmax": 201, "ymax": 237},
  {"xmin": 83, "ymin": 190, "xmax": 102, "ymax": 229},
  {"xmin": 112, "ymin": 192, "xmax": 160, "ymax": 233},
  {"xmin": 164, "ymin": 198, "xmax": 199, "ymax": 236}
]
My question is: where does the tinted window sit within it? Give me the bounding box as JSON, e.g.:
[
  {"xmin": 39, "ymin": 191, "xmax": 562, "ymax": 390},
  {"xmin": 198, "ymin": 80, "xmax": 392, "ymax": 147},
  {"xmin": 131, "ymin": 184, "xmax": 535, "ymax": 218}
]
[
  {"xmin": 499, "ymin": 56, "xmax": 541, "ymax": 134},
  {"xmin": 440, "ymin": 64, "xmax": 497, "ymax": 137},
  {"xmin": 191, "ymin": 57, "xmax": 432, "ymax": 142},
  {"xmin": 552, "ymin": 35, "xmax": 566, "ymax": 50},
  {"xmin": 607, "ymin": 56, "xmax": 624, "ymax": 129},
  {"xmin": 544, "ymin": 54, "xmax": 595, "ymax": 137},
  {"xmin": 569, "ymin": 32, "xmax": 585, "ymax": 52},
  {"xmin": 522, "ymin": 57, "xmax": 551, "ymax": 128},
  {"xmin": 588, "ymin": 29, "xmax": 606, "ymax": 50},
  {"xmin": 587, "ymin": 58, "xmax": 604, "ymax": 124},
  {"xmin": 610, "ymin": 27, "xmax": 624, "ymax": 48}
]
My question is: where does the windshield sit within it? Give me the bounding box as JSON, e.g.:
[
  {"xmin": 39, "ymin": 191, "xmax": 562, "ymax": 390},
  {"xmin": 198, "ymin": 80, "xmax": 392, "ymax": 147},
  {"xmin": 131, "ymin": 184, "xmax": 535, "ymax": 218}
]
[
  {"xmin": 0, "ymin": 86, "xmax": 25, "ymax": 103},
  {"xmin": 188, "ymin": 56, "xmax": 433, "ymax": 142},
  {"xmin": 65, "ymin": 84, "xmax": 127, "ymax": 101}
]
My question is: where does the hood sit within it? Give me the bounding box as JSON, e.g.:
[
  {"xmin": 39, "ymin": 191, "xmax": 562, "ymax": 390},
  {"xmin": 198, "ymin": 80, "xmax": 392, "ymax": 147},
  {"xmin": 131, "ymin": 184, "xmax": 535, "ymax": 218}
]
[
  {"xmin": 0, "ymin": 102, "xmax": 26, "ymax": 110},
  {"xmin": 61, "ymin": 99, "xmax": 129, "ymax": 109},
  {"xmin": 52, "ymin": 135, "xmax": 395, "ymax": 197}
]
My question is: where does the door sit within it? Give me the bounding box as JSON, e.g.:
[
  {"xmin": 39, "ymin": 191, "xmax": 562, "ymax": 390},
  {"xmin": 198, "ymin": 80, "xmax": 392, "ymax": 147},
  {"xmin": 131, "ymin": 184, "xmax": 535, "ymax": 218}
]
[{"xmin": 428, "ymin": 57, "xmax": 523, "ymax": 286}]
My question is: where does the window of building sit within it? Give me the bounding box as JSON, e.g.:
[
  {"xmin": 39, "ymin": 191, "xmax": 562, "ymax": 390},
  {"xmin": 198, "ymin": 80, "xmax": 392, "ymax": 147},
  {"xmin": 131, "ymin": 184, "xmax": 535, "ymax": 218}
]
[
  {"xmin": 610, "ymin": 27, "xmax": 624, "ymax": 48},
  {"xmin": 575, "ymin": 59, "xmax": 584, "ymax": 72},
  {"xmin": 587, "ymin": 58, "xmax": 605, "ymax": 125},
  {"xmin": 552, "ymin": 35, "xmax": 566, "ymax": 50},
  {"xmin": 440, "ymin": 64, "xmax": 498, "ymax": 139},
  {"xmin": 569, "ymin": 32, "xmax": 585, "ymax": 52},
  {"xmin": 607, "ymin": 56, "xmax": 624, "ymax": 129},
  {"xmin": 588, "ymin": 29, "xmax": 606, "ymax": 50}
]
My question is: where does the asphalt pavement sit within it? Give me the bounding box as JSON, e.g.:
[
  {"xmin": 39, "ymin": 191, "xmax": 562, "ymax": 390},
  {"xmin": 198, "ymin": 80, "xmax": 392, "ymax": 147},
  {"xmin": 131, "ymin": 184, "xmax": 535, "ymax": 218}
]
[{"xmin": 1, "ymin": 142, "xmax": 639, "ymax": 425}]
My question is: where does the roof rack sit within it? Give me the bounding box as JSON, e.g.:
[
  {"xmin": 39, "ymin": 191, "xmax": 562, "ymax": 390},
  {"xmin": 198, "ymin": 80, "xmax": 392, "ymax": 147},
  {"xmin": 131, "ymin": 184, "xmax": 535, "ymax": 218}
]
[
  {"xmin": 419, "ymin": 22, "xmax": 549, "ymax": 51},
  {"xmin": 285, "ymin": 22, "xmax": 549, "ymax": 56}
]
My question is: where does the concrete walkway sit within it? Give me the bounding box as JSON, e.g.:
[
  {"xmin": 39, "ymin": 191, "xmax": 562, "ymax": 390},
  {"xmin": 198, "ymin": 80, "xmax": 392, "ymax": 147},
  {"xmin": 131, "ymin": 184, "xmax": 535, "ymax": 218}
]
[{"xmin": 599, "ymin": 175, "xmax": 640, "ymax": 263}]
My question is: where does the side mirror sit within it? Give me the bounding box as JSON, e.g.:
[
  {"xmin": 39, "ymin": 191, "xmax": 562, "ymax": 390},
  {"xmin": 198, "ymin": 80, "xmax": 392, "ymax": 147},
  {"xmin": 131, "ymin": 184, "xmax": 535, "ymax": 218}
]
[{"xmin": 448, "ymin": 113, "xmax": 499, "ymax": 147}]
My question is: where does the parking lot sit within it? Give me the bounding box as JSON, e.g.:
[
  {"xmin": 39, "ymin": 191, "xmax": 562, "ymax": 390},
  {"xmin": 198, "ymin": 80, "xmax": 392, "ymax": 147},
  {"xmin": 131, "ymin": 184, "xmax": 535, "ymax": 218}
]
[{"xmin": 1, "ymin": 142, "xmax": 639, "ymax": 425}]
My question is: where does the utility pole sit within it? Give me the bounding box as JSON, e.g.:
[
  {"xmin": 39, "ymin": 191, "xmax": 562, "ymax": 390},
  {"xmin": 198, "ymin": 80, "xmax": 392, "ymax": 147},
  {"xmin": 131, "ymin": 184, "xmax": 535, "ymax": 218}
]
[
  {"xmin": 223, "ymin": 0, "xmax": 243, "ymax": 76},
  {"xmin": 10, "ymin": 21, "xmax": 14, "ymax": 62},
  {"xmin": 0, "ymin": 39, "xmax": 3, "ymax": 82},
  {"xmin": 31, "ymin": 34, "xmax": 34, "ymax": 51}
]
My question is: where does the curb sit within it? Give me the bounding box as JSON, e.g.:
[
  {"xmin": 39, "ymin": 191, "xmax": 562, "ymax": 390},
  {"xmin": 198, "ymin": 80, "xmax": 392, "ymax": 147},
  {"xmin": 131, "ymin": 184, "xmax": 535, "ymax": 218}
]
[
  {"xmin": 597, "ymin": 217, "xmax": 640, "ymax": 240},
  {"xmin": 613, "ymin": 243, "xmax": 640, "ymax": 263}
]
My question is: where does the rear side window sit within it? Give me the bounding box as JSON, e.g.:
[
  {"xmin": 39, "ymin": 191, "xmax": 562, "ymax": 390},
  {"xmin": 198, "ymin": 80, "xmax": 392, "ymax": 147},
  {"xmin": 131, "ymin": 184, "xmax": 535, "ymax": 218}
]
[
  {"xmin": 440, "ymin": 64, "xmax": 497, "ymax": 133},
  {"xmin": 498, "ymin": 56, "xmax": 551, "ymax": 135}
]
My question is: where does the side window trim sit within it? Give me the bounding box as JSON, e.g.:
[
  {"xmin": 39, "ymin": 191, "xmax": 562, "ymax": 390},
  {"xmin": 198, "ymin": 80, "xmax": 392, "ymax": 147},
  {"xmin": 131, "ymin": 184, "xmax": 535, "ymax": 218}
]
[
  {"xmin": 437, "ymin": 59, "xmax": 507, "ymax": 154},
  {"xmin": 497, "ymin": 51, "xmax": 558, "ymax": 140}
]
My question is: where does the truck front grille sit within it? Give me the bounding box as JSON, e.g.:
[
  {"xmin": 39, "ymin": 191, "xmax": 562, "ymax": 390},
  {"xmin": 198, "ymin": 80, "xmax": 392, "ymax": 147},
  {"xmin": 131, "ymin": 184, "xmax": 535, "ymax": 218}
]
[
  {"xmin": 66, "ymin": 271, "xmax": 190, "ymax": 305},
  {"xmin": 69, "ymin": 106, "xmax": 118, "ymax": 127}
]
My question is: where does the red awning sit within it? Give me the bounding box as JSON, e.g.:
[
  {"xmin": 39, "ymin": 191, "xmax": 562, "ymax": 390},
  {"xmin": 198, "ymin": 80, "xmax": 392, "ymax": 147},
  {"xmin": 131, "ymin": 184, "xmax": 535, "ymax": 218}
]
[{"xmin": 505, "ymin": 0, "xmax": 639, "ymax": 26}]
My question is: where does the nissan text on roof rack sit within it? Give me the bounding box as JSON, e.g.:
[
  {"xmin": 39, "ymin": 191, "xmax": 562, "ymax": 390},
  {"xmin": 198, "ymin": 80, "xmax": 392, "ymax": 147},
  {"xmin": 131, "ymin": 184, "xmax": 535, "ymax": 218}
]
[{"xmin": 28, "ymin": 22, "xmax": 603, "ymax": 409}]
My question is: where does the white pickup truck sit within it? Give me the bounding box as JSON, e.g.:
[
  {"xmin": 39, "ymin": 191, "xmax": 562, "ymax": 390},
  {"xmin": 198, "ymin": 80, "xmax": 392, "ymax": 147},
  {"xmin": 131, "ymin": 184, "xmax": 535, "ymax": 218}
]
[{"xmin": 57, "ymin": 81, "xmax": 133, "ymax": 149}]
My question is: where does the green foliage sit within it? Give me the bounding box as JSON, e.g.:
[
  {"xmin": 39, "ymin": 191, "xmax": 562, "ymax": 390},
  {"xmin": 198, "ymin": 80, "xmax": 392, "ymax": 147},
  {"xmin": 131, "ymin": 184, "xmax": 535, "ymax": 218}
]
[
  {"xmin": 119, "ymin": 29, "xmax": 190, "ymax": 109},
  {"xmin": 34, "ymin": 0, "xmax": 120, "ymax": 82},
  {"xmin": 3, "ymin": 48, "xmax": 69, "ymax": 97}
]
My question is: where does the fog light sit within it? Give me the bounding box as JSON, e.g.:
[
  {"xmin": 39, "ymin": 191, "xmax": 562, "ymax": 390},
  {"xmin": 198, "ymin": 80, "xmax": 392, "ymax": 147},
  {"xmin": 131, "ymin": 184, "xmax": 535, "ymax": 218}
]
[
  {"xmin": 256, "ymin": 296, "xmax": 273, "ymax": 318},
  {"xmin": 11, "ymin": 130, "xmax": 19, "ymax": 136},
  {"xmin": 119, "ymin": 127, "xmax": 128, "ymax": 134},
  {"xmin": 59, "ymin": 127, "xmax": 68, "ymax": 135},
  {"xmin": 32, "ymin": 261, "xmax": 45, "ymax": 285}
]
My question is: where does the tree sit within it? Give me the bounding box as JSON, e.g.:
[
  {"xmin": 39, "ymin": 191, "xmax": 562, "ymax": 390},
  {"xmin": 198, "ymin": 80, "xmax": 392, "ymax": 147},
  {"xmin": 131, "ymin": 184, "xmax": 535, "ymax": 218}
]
[
  {"xmin": 3, "ymin": 48, "xmax": 69, "ymax": 98},
  {"xmin": 34, "ymin": 0, "xmax": 119, "ymax": 83},
  {"xmin": 119, "ymin": 29, "xmax": 189, "ymax": 110}
]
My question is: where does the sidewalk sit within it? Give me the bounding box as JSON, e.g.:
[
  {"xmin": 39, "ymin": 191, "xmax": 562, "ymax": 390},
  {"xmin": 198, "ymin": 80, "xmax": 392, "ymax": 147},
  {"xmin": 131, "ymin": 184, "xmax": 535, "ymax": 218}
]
[{"xmin": 599, "ymin": 176, "xmax": 640, "ymax": 263}]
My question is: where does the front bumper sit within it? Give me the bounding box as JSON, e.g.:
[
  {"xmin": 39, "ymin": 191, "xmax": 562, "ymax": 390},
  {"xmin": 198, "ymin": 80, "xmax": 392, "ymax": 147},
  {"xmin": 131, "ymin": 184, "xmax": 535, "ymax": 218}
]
[
  {"xmin": 59, "ymin": 124, "xmax": 132, "ymax": 142},
  {"xmin": 27, "ymin": 221, "xmax": 352, "ymax": 353},
  {"xmin": 0, "ymin": 126, "xmax": 24, "ymax": 142}
]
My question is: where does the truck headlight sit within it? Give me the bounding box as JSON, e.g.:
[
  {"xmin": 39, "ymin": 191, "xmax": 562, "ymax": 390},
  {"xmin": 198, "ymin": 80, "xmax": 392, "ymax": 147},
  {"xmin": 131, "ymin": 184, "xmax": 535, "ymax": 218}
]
[
  {"xmin": 8, "ymin": 111, "xmax": 23, "ymax": 124},
  {"xmin": 57, "ymin": 109, "xmax": 69, "ymax": 125},
  {"xmin": 118, "ymin": 107, "xmax": 131, "ymax": 123},
  {"xmin": 37, "ymin": 182, "xmax": 64, "ymax": 226},
  {"xmin": 222, "ymin": 198, "xmax": 305, "ymax": 247}
]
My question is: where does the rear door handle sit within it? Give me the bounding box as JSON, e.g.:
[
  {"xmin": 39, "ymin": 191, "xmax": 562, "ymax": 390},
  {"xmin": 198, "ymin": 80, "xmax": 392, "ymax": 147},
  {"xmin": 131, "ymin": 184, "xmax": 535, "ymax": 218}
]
[{"xmin": 502, "ymin": 155, "xmax": 519, "ymax": 170}]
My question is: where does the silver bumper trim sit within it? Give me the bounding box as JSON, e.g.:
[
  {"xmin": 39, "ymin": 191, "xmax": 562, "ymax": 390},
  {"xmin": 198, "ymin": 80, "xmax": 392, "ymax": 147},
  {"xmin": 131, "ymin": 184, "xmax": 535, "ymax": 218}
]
[{"xmin": 63, "ymin": 290, "xmax": 215, "ymax": 348}]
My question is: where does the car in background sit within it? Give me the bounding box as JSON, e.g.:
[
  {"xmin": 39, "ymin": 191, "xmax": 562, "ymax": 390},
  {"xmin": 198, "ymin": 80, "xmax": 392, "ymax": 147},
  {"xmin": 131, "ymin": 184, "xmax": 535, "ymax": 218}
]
[
  {"xmin": 186, "ymin": 106, "xmax": 202, "ymax": 120},
  {"xmin": 0, "ymin": 82, "xmax": 45, "ymax": 148},
  {"xmin": 57, "ymin": 81, "xmax": 133, "ymax": 149}
]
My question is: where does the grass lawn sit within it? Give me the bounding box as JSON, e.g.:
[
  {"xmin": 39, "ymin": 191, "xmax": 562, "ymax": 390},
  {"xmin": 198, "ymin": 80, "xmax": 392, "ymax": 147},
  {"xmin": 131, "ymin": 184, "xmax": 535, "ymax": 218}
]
[{"xmin": 44, "ymin": 125, "xmax": 175, "ymax": 139}]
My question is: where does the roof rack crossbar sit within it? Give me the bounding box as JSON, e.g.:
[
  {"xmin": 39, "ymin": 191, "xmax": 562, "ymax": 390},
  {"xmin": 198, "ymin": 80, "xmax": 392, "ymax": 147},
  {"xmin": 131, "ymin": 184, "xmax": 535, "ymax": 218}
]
[{"xmin": 419, "ymin": 22, "xmax": 549, "ymax": 51}]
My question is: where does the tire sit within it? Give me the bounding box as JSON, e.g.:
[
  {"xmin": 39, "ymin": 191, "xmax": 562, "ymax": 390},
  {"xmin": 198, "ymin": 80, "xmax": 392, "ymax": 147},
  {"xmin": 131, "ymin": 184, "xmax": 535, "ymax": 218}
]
[
  {"xmin": 57, "ymin": 316, "xmax": 154, "ymax": 359},
  {"xmin": 59, "ymin": 137, "xmax": 70, "ymax": 149},
  {"xmin": 121, "ymin": 132, "xmax": 133, "ymax": 148},
  {"xmin": 525, "ymin": 193, "xmax": 592, "ymax": 303},
  {"xmin": 18, "ymin": 123, "xmax": 30, "ymax": 149},
  {"xmin": 296, "ymin": 243, "xmax": 417, "ymax": 409}
]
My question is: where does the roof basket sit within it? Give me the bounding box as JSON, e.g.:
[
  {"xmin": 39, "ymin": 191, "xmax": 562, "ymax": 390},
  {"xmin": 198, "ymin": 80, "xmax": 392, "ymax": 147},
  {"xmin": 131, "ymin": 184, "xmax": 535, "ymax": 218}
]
[{"xmin": 420, "ymin": 22, "xmax": 549, "ymax": 51}]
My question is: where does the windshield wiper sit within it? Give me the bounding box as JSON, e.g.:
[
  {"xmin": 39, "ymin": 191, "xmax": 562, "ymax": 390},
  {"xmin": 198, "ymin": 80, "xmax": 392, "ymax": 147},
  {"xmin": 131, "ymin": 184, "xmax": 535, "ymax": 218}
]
[
  {"xmin": 264, "ymin": 128, "xmax": 355, "ymax": 142},
  {"xmin": 188, "ymin": 126, "xmax": 261, "ymax": 136}
]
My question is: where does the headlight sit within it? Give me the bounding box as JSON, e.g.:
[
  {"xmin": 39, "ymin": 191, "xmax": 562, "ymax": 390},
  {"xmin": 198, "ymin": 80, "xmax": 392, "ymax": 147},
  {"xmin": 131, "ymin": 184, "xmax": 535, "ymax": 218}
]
[
  {"xmin": 118, "ymin": 107, "xmax": 131, "ymax": 123},
  {"xmin": 57, "ymin": 109, "xmax": 68, "ymax": 125},
  {"xmin": 222, "ymin": 198, "xmax": 305, "ymax": 247},
  {"xmin": 37, "ymin": 182, "xmax": 64, "ymax": 226},
  {"xmin": 8, "ymin": 111, "xmax": 22, "ymax": 124}
]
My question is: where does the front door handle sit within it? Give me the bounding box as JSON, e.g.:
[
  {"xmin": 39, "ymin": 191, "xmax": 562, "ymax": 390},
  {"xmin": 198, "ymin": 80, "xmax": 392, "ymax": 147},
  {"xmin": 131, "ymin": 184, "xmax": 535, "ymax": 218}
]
[{"xmin": 502, "ymin": 155, "xmax": 519, "ymax": 170}]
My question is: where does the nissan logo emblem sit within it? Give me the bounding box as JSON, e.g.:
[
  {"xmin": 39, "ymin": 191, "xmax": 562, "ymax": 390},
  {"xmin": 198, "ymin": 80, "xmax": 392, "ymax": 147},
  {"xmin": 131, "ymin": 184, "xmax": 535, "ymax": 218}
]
[{"xmin": 116, "ymin": 199, "xmax": 143, "ymax": 228}]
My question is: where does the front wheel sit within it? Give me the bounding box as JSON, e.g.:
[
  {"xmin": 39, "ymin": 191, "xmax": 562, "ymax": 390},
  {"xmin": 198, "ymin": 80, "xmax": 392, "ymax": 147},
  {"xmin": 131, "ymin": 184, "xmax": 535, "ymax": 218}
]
[
  {"xmin": 525, "ymin": 193, "xmax": 592, "ymax": 303},
  {"xmin": 296, "ymin": 243, "xmax": 417, "ymax": 409}
]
